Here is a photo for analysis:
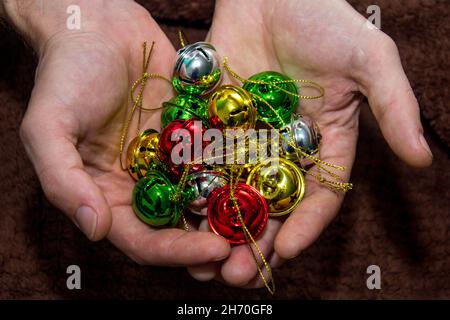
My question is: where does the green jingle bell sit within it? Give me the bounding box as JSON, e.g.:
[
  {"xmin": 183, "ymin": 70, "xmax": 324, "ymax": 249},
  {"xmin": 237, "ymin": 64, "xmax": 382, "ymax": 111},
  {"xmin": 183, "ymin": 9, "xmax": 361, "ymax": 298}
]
[
  {"xmin": 242, "ymin": 71, "xmax": 298, "ymax": 128},
  {"xmin": 132, "ymin": 170, "xmax": 180, "ymax": 227},
  {"xmin": 161, "ymin": 94, "xmax": 208, "ymax": 129}
]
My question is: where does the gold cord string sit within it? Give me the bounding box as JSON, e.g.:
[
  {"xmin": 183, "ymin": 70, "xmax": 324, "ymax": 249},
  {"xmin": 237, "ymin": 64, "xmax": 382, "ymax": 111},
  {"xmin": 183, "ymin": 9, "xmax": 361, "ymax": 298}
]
[
  {"xmin": 174, "ymin": 146, "xmax": 277, "ymax": 293},
  {"xmin": 119, "ymin": 42, "xmax": 174, "ymax": 170},
  {"xmin": 223, "ymin": 57, "xmax": 325, "ymax": 100},
  {"xmin": 222, "ymin": 57, "xmax": 352, "ymax": 192},
  {"xmin": 119, "ymin": 41, "xmax": 155, "ymax": 170},
  {"xmin": 173, "ymin": 163, "xmax": 192, "ymax": 231},
  {"xmin": 229, "ymin": 167, "xmax": 276, "ymax": 295},
  {"xmin": 178, "ymin": 30, "xmax": 187, "ymax": 48},
  {"xmin": 134, "ymin": 73, "xmax": 172, "ymax": 113},
  {"xmin": 262, "ymin": 110, "xmax": 352, "ymax": 192},
  {"xmin": 252, "ymin": 93, "xmax": 288, "ymax": 127}
]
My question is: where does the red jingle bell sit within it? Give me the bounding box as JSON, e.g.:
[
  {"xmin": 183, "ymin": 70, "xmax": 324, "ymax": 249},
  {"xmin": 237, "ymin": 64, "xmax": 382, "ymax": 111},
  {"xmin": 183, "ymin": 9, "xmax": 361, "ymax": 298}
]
[
  {"xmin": 207, "ymin": 183, "xmax": 268, "ymax": 244},
  {"xmin": 158, "ymin": 118, "xmax": 208, "ymax": 179}
]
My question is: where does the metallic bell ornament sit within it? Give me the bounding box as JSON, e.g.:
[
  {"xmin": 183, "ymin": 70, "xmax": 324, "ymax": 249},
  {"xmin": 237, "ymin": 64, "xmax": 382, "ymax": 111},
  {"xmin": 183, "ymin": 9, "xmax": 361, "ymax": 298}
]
[
  {"xmin": 219, "ymin": 138, "xmax": 258, "ymax": 179},
  {"xmin": 279, "ymin": 114, "xmax": 322, "ymax": 160},
  {"xmin": 173, "ymin": 42, "xmax": 222, "ymax": 96},
  {"xmin": 247, "ymin": 158, "xmax": 305, "ymax": 216},
  {"xmin": 161, "ymin": 94, "xmax": 208, "ymax": 129},
  {"xmin": 183, "ymin": 171, "xmax": 229, "ymax": 216},
  {"xmin": 183, "ymin": 171, "xmax": 229, "ymax": 204},
  {"xmin": 158, "ymin": 118, "xmax": 208, "ymax": 179},
  {"xmin": 208, "ymin": 85, "xmax": 257, "ymax": 131},
  {"xmin": 243, "ymin": 71, "xmax": 299, "ymax": 128},
  {"xmin": 132, "ymin": 170, "xmax": 180, "ymax": 227},
  {"xmin": 207, "ymin": 183, "xmax": 268, "ymax": 244},
  {"xmin": 126, "ymin": 129, "xmax": 162, "ymax": 180}
]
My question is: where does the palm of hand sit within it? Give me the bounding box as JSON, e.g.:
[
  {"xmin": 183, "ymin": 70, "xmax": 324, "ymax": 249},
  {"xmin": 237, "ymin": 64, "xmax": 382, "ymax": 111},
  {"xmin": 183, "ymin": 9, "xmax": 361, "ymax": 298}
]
[
  {"xmin": 22, "ymin": 9, "xmax": 230, "ymax": 267},
  {"xmin": 187, "ymin": 0, "xmax": 425, "ymax": 287}
]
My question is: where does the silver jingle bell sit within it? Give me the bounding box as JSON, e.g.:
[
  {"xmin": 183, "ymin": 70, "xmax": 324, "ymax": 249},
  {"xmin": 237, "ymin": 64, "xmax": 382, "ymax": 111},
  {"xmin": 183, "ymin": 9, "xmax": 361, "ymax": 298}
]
[
  {"xmin": 280, "ymin": 114, "xmax": 322, "ymax": 160},
  {"xmin": 173, "ymin": 42, "xmax": 222, "ymax": 96},
  {"xmin": 183, "ymin": 171, "xmax": 229, "ymax": 215}
]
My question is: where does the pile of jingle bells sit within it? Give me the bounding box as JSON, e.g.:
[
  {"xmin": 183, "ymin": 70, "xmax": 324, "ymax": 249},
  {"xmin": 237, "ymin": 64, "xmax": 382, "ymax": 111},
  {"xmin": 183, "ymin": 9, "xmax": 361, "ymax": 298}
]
[{"xmin": 125, "ymin": 40, "xmax": 351, "ymax": 247}]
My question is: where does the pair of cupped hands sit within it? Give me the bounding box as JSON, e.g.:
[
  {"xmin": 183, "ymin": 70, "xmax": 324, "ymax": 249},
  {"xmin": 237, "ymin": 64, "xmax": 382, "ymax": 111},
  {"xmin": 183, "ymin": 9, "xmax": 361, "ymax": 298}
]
[{"xmin": 2, "ymin": 0, "xmax": 432, "ymax": 288}]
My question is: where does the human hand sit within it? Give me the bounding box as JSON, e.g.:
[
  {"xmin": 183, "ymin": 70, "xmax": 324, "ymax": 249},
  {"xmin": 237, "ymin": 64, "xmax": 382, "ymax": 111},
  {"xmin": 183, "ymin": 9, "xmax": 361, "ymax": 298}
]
[
  {"xmin": 3, "ymin": 0, "xmax": 230, "ymax": 267},
  {"xmin": 188, "ymin": 0, "xmax": 433, "ymax": 288}
]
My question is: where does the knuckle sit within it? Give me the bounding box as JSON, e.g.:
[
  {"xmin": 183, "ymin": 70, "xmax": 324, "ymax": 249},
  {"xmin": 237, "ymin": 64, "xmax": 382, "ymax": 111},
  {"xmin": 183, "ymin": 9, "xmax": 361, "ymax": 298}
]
[
  {"xmin": 38, "ymin": 167, "xmax": 60, "ymax": 203},
  {"xmin": 19, "ymin": 118, "xmax": 33, "ymax": 145},
  {"xmin": 129, "ymin": 2, "xmax": 153, "ymax": 21},
  {"xmin": 379, "ymin": 34, "xmax": 398, "ymax": 54},
  {"xmin": 126, "ymin": 237, "xmax": 151, "ymax": 266},
  {"xmin": 129, "ymin": 253, "xmax": 147, "ymax": 266}
]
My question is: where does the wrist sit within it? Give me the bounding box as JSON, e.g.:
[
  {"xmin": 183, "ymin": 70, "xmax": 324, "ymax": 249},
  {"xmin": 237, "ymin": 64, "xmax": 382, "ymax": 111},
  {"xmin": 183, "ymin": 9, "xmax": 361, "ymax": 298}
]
[
  {"xmin": 3, "ymin": 0, "xmax": 68, "ymax": 50},
  {"xmin": 2, "ymin": 0, "xmax": 136, "ymax": 54}
]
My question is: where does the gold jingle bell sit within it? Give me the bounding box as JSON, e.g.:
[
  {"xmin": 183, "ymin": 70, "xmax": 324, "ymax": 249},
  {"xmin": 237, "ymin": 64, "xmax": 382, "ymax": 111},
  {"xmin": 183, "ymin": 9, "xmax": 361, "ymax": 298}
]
[
  {"xmin": 126, "ymin": 129, "xmax": 162, "ymax": 180},
  {"xmin": 246, "ymin": 158, "xmax": 305, "ymax": 217},
  {"xmin": 208, "ymin": 85, "xmax": 257, "ymax": 132}
]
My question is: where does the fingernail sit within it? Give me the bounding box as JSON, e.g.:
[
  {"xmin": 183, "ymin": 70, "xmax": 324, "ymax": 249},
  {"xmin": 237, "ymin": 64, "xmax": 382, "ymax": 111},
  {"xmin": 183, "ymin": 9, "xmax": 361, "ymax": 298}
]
[
  {"xmin": 74, "ymin": 206, "xmax": 98, "ymax": 240},
  {"xmin": 419, "ymin": 135, "xmax": 433, "ymax": 160},
  {"xmin": 286, "ymin": 253, "xmax": 299, "ymax": 260},
  {"xmin": 285, "ymin": 250, "xmax": 302, "ymax": 260},
  {"xmin": 213, "ymin": 254, "xmax": 229, "ymax": 262}
]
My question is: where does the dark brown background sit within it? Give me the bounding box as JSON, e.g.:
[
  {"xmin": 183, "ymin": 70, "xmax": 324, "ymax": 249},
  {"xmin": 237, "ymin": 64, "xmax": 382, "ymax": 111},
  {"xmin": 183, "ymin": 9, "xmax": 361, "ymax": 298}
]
[{"xmin": 0, "ymin": 0, "xmax": 448, "ymax": 299}]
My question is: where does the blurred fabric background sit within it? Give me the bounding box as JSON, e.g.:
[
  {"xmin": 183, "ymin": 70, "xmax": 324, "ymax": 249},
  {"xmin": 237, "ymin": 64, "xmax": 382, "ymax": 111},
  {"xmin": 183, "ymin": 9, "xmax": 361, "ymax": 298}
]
[{"xmin": 0, "ymin": 0, "xmax": 448, "ymax": 299}]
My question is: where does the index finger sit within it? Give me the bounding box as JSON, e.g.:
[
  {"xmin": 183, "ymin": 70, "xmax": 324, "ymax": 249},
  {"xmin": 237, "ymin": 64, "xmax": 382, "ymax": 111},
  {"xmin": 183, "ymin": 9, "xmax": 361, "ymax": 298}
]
[
  {"xmin": 275, "ymin": 125, "xmax": 356, "ymax": 259},
  {"xmin": 107, "ymin": 206, "xmax": 231, "ymax": 267}
]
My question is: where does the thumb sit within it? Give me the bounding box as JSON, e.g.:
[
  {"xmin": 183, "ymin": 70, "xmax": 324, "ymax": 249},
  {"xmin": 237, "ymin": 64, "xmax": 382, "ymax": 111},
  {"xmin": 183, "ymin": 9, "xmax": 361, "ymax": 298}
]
[
  {"xmin": 354, "ymin": 34, "xmax": 433, "ymax": 168},
  {"xmin": 20, "ymin": 111, "xmax": 112, "ymax": 241}
]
